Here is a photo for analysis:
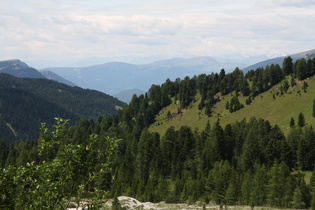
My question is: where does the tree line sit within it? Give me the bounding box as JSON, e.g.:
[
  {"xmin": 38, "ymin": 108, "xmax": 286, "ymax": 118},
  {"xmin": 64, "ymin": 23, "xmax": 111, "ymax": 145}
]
[
  {"xmin": 1, "ymin": 56, "xmax": 315, "ymax": 208},
  {"xmin": 1, "ymin": 116, "xmax": 315, "ymax": 208}
]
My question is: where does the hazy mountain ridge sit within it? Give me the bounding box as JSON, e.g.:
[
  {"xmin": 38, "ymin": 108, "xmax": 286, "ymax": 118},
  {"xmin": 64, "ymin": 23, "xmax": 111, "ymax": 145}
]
[
  {"xmin": 2, "ymin": 49, "xmax": 314, "ymax": 101},
  {"xmin": 0, "ymin": 59, "xmax": 81, "ymax": 87},
  {"xmin": 113, "ymin": 88, "xmax": 146, "ymax": 103},
  {"xmin": 43, "ymin": 56, "xmax": 247, "ymax": 95},
  {"xmin": 0, "ymin": 59, "xmax": 45, "ymax": 79},
  {"xmin": 242, "ymin": 49, "xmax": 315, "ymax": 72},
  {"xmin": 40, "ymin": 70, "xmax": 77, "ymax": 87}
]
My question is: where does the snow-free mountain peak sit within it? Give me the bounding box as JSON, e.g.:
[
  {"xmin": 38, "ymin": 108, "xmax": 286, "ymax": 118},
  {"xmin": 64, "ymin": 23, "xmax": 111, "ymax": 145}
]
[
  {"xmin": 0, "ymin": 59, "xmax": 30, "ymax": 70},
  {"xmin": 43, "ymin": 56, "xmax": 247, "ymax": 95},
  {"xmin": 242, "ymin": 49, "xmax": 315, "ymax": 72}
]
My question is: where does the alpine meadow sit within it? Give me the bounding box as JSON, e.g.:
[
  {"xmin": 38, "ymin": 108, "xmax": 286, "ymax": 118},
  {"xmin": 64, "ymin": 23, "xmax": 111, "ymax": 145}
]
[{"xmin": 1, "ymin": 54, "xmax": 315, "ymax": 209}]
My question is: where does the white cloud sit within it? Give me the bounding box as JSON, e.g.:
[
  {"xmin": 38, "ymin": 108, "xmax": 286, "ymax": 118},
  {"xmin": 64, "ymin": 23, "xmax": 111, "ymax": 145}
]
[
  {"xmin": 256, "ymin": 0, "xmax": 315, "ymax": 8},
  {"xmin": 0, "ymin": 0, "xmax": 315, "ymax": 62}
]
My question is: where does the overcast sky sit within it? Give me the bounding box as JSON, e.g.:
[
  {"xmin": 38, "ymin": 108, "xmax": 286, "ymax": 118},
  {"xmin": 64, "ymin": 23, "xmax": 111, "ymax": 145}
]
[{"xmin": 1, "ymin": 0, "xmax": 315, "ymax": 64}]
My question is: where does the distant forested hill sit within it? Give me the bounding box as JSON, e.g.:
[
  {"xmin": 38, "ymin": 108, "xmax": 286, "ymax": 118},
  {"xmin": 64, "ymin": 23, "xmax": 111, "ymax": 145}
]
[
  {"xmin": 0, "ymin": 59, "xmax": 45, "ymax": 78},
  {"xmin": 0, "ymin": 86, "xmax": 80, "ymax": 143},
  {"xmin": 0, "ymin": 73, "xmax": 125, "ymax": 142}
]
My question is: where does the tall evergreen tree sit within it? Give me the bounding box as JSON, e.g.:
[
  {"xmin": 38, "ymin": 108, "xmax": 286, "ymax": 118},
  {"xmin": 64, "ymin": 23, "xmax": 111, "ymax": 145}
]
[
  {"xmin": 291, "ymin": 186, "xmax": 306, "ymax": 209},
  {"xmin": 209, "ymin": 160, "xmax": 233, "ymax": 205},
  {"xmin": 302, "ymin": 81, "xmax": 308, "ymax": 93},
  {"xmin": 224, "ymin": 178, "xmax": 237, "ymax": 205},
  {"xmin": 283, "ymin": 56, "xmax": 293, "ymax": 76},
  {"xmin": 296, "ymin": 58, "xmax": 308, "ymax": 80},
  {"xmin": 298, "ymin": 113, "xmax": 305, "ymax": 127},
  {"xmin": 250, "ymin": 165, "xmax": 267, "ymax": 206},
  {"xmin": 241, "ymin": 170, "xmax": 252, "ymax": 205},
  {"xmin": 240, "ymin": 127, "xmax": 259, "ymax": 172},
  {"xmin": 290, "ymin": 117, "xmax": 295, "ymax": 127},
  {"xmin": 267, "ymin": 161, "xmax": 292, "ymax": 207}
]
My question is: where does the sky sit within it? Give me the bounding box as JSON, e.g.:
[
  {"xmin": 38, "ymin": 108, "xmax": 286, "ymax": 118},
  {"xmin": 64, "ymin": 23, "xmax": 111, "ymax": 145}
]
[{"xmin": 1, "ymin": 0, "xmax": 315, "ymax": 66}]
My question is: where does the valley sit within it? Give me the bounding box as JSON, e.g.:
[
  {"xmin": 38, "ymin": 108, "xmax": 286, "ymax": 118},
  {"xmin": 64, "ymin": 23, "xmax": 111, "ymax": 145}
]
[{"xmin": 1, "ymin": 51, "xmax": 315, "ymax": 209}]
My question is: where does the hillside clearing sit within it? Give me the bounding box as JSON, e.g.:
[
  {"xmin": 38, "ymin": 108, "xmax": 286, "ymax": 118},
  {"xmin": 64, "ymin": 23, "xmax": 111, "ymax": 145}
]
[{"xmin": 150, "ymin": 76, "xmax": 315, "ymax": 136}]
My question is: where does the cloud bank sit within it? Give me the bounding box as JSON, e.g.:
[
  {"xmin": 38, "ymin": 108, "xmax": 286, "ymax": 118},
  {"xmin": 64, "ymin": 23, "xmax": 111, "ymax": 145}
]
[{"xmin": 0, "ymin": 0, "xmax": 314, "ymax": 63}]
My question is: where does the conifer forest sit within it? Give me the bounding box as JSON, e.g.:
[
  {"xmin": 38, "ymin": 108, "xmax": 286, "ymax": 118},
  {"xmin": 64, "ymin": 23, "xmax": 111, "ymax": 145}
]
[{"xmin": 1, "ymin": 57, "xmax": 315, "ymax": 209}]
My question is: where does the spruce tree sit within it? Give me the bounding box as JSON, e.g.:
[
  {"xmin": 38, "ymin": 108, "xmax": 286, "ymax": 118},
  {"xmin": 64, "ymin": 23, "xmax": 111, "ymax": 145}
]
[
  {"xmin": 298, "ymin": 113, "xmax": 305, "ymax": 127},
  {"xmin": 240, "ymin": 128, "xmax": 259, "ymax": 172},
  {"xmin": 290, "ymin": 117, "xmax": 295, "ymax": 127},
  {"xmin": 302, "ymin": 81, "xmax": 308, "ymax": 93},
  {"xmin": 250, "ymin": 165, "xmax": 267, "ymax": 206},
  {"xmin": 241, "ymin": 79, "xmax": 251, "ymax": 96},
  {"xmin": 291, "ymin": 186, "xmax": 305, "ymax": 209},
  {"xmin": 241, "ymin": 170, "xmax": 252, "ymax": 205},
  {"xmin": 283, "ymin": 56, "xmax": 293, "ymax": 76},
  {"xmin": 211, "ymin": 160, "xmax": 232, "ymax": 205},
  {"xmin": 267, "ymin": 161, "xmax": 291, "ymax": 207},
  {"xmin": 224, "ymin": 179, "xmax": 237, "ymax": 205},
  {"xmin": 297, "ymin": 58, "xmax": 308, "ymax": 80}
]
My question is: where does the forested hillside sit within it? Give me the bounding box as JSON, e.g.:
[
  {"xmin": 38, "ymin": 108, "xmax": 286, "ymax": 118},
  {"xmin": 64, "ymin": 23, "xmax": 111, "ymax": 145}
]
[
  {"xmin": 1, "ymin": 56, "xmax": 315, "ymax": 209},
  {"xmin": 0, "ymin": 73, "xmax": 125, "ymax": 142},
  {"xmin": 151, "ymin": 57, "xmax": 315, "ymax": 136}
]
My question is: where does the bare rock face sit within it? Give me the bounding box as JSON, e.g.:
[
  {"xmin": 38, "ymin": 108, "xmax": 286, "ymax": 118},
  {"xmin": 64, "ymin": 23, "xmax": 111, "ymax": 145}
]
[{"xmin": 118, "ymin": 196, "xmax": 157, "ymax": 210}]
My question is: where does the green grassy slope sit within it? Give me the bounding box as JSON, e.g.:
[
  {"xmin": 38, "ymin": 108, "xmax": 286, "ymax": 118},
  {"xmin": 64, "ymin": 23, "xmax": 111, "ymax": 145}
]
[{"xmin": 150, "ymin": 76, "xmax": 315, "ymax": 136}]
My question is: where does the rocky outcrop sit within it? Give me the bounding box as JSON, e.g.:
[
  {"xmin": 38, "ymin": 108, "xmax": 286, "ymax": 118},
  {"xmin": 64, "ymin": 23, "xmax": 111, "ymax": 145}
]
[{"xmin": 117, "ymin": 196, "xmax": 157, "ymax": 210}]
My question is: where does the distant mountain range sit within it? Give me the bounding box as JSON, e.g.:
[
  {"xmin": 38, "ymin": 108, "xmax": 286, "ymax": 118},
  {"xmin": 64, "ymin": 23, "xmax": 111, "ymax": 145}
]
[
  {"xmin": 0, "ymin": 59, "xmax": 45, "ymax": 78},
  {"xmin": 242, "ymin": 49, "xmax": 315, "ymax": 72},
  {"xmin": 113, "ymin": 88, "xmax": 146, "ymax": 103},
  {"xmin": 39, "ymin": 70, "xmax": 76, "ymax": 87},
  {"xmin": 0, "ymin": 59, "xmax": 75, "ymax": 86},
  {"xmin": 42, "ymin": 56, "xmax": 247, "ymax": 95},
  {"xmin": 2, "ymin": 49, "xmax": 315, "ymax": 104}
]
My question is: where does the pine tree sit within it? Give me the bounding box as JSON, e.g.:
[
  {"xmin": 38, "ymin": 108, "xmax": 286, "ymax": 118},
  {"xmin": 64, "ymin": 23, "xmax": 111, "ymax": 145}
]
[
  {"xmin": 302, "ymin": 81, "xmax": 308, "ymax": 93},
  {"xmin": 205, "ymin": 100, "xmax": 213, "ymax": 117},
  {"xmin": 297, "ymin": 58, "xmax": 308, "ymax": 80},
  {"xmin": 241, "ymin": 170, "xmax": 252, "ymax": 205},
  {"xmin": 224, "ymin": 179, "xmax": 237, "ymax": 205},
  {"xmin": 241, "ymin": 79, "xmax": 251, "ymax": 96},
  {"xmin": 250, "ymin": 165, "xmax": 267, "ymax": 206},
  {"xmin": 290, "ymin": 118, "xmax": 295, "ymax": 127},
  {"xmin": 298, "ymin": 113, "xmax": 305, "ymax": 127},
  {"xmin": 225, "ymin": 101, "xmax": 230, "ymax": 110},
  {"xmin": 267, "ymin": 161, "xmax": 291, "ymax": 207},
  {"xmin": 291, "ymin": 186, "xmax": 305, "ymax": 209},
  {"xmin": 210, "ymin": 160, "xmax": 233, "ymax": 205},
  {"xmin": 240, "ymin": 128, "xmax": 259, "ymax": 172},
  {"xmin": 283, "ymin": 56, "xmax": 293, "ymax": 76}
]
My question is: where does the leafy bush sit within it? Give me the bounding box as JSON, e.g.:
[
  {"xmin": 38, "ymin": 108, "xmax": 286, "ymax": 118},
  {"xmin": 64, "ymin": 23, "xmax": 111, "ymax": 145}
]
[{"xmin": 0, "ymin": 118, "xmax": 120, "ymax": 209}]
